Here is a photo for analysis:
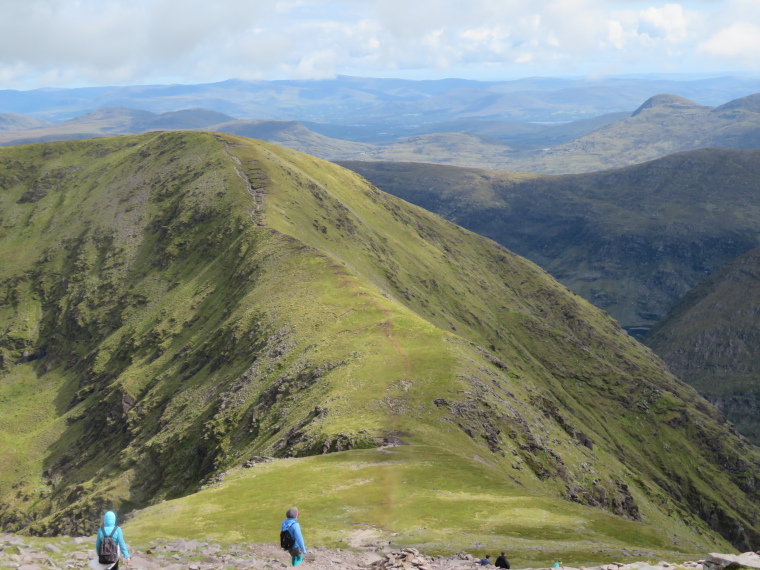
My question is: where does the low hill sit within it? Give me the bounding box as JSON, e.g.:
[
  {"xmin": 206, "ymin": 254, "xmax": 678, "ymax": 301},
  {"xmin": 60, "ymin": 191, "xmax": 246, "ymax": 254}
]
[
  {"xmin": 211, "ymin": 119, "xmax": 374, "ymax": 157},
  {"xmin": 0, "ymin": 113, "xmax": 51, "ymax": 132},
  {"xmin": 646, "ymin": 246, "xmax": 760, "ymax": 443},
  {"xmin": 507, "ymin": 93, "xmax": 760, "ymax": 173},
  {"xmin": 356, "ymin": 132, "xmax": 516, "ymax": 170},
  {"xmin": 338, "ymin": 148, "xmax": 760, "ymax": 335},
  {"xmin": 0, "ymin": 133, "xmax": 759, "ymax": 558},
  {"xmin": 143, "ymin": 108, "xmax": 236, "ymax": 130},
  {"xmin": 0, "ymin": 107, "xmax": 237, "ymax": 146}
]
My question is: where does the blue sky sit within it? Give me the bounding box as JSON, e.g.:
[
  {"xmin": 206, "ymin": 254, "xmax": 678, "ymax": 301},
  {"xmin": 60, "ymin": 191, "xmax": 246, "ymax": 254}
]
[{"xmin": 1, "ymin": 0, "xmax": 759, "ymax": 89}]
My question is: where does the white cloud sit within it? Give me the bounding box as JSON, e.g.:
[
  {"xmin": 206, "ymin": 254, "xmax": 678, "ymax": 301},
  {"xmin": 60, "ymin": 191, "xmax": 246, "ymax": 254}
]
[
  {"xmin": 699, "ymin": 21, "xmax": 760, "ymax": 59},
  {"xmin": 0, "ymin": 0, "xmax": 758, "ymax": 88},
  {"xmin": 638, "ymin": 4, "xmax": 691, "ymax": 43},
  {"xmin": 607, "ymin": 20, "xmax": 626, "ymax": 49}
]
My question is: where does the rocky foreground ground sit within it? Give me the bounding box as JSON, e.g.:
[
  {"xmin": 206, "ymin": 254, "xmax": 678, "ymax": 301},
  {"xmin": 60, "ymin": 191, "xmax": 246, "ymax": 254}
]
[{"xmin": 1, "ymin": 535, "xmax": 760, "ymax": 570}]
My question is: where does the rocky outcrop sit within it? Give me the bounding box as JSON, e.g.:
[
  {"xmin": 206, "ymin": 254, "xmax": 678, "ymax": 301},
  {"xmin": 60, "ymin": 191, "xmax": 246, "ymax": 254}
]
[
  {"xmin": 370, "ymin": 548, "xmax": 436, "ymax": 570},
  {"xmin": 703, "ymin": 552, "xmax": 760, "ymax": 570}
]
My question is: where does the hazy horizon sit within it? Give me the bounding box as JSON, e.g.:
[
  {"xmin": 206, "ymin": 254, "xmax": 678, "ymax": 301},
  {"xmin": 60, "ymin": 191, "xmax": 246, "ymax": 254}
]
[{"xmin": 2, "ymin": 0, "xmax": 760, "ymax": 91}]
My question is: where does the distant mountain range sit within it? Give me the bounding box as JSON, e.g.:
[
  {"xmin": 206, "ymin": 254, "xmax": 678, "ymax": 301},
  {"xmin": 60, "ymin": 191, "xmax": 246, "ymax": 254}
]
[
  {"xmin": 4, "ymin": 75, "xmax": 760, "ymax": 125},
  {"xmin": 339, "ymin": 147, "xmax": 760, "ymax": 335},
  {"xmin": 3, "ymin": 89, "xmax": 760, "ymax": 174},
  {"xmin": 0, "ymin": 106, "xmax": 625, "ymax": 168},
  {"xmin": 0, "ymin": 107, "xmax": 237, "ymax": 145}
]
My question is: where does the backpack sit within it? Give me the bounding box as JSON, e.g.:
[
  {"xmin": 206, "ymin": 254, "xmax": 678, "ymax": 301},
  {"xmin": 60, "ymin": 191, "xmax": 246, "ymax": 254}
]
[
  {"xmin": 280, "ymin": 528, "xmax": 295, "ymax": 550},
  {"xmin": 98, "ymin": 526, "xmax": 119, "ymax": 564}
]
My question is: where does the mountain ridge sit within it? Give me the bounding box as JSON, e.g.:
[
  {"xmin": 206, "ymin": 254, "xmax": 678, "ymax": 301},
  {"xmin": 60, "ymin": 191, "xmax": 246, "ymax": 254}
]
[
  {"xmin": 6, "ymin": 75, "xmax": 760, "ymax": 124},
  {"xmin": 4, "ymin": 89, "xmax": 760, "ymax": 175},
  {"xmin": 0, "ymin": 133, "xmax": 758, "ymax": 554},
  {"xmin": 507, "ymin": 93, "xmax": 760, "ymax": 173}
]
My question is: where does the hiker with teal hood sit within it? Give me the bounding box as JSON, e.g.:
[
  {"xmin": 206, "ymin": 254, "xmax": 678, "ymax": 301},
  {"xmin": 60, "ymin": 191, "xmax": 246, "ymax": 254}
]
[
  {"xmin": 280, "ymin": 507, "xmax": 307, "ymax": 566},
  {"xmin": 89, "ymin": 511, "xmax": 130, "ymax": 569}
]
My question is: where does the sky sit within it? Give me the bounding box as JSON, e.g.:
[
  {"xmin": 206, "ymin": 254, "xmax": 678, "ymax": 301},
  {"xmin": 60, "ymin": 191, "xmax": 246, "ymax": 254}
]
[{"xmin": 1, "ymin": 0, "xmax": 760, "ymax": 89}]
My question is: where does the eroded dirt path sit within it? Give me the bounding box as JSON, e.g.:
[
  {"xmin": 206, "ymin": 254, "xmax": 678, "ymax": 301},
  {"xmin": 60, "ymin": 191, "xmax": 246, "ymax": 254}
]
[{"xmin": 220, "ymin": 137, "xmax": 268, "ymax": 226}]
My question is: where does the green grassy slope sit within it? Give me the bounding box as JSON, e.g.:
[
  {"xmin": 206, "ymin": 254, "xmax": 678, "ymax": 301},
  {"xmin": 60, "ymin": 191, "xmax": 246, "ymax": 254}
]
[
  {"xmin": 0, "ymin": 133, "xmax": 759, "ymax": 557},
  {"xmin": 338, "ymin": 149, "xmax": 760, "ymax": 335},
  {"xmin": 646, "ymin": 246, "xmax": 760, "ymax": 444}
]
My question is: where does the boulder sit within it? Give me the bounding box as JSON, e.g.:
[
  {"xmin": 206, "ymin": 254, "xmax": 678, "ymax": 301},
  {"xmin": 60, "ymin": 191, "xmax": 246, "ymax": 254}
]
[
  {"xmin": 370, "ymin": 548, "xmax": 437, "ymax": 570},
  {"xmin": 704, "ymin": 553, "xmax": 760, "ymax": 570}
]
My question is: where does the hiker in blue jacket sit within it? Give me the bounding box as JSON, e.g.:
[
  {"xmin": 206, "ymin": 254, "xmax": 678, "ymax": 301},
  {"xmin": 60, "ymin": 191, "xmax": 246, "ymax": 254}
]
[
  {"xmin": 281, "ymin": 507, "xmax": 307, "ymax": 566},
  {"xmin": 91, "ymin": 511, "xmax": 130, "ymax": 569}
]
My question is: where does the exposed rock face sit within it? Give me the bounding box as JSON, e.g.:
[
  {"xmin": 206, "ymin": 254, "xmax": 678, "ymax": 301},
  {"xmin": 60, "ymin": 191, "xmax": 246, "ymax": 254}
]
[{"xmin": 703, "ymin": 552, "xmax": 760, "ymax": 570}]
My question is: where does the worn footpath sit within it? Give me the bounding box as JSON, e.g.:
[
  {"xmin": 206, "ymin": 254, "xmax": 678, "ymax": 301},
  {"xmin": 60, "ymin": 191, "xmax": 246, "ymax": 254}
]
[{"xmin": 1, "ymin": 534, "xmax": 759, "ymax": 570}]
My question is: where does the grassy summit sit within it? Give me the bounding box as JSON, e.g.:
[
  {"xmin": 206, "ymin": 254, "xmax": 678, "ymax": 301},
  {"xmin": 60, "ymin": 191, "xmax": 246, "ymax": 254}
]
[{"xmin": 0, "ymin": 133, "xmax": 759, "ymax": 561}]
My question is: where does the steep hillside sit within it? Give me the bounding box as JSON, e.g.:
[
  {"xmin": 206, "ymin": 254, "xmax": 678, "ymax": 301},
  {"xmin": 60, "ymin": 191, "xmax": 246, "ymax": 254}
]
[
  {"xmin": 646, "ymin": 246, "xmax": 760, "ymax": 443},
  {"xmin": 339, "ymin": 148, "xmax": 760, "ymax": 334},
  {"xmin": 0, "ymin": 133, "xmax": 759, "ymax": 557},
  {"xmin": 507, "ymin": 93, "xmax": 760, "ymax": 173}
]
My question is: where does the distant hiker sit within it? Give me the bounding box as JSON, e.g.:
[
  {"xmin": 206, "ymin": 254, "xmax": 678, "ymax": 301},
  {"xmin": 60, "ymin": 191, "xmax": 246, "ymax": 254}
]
[
  {"xmin": 281, "ymin": 507, "xmax": 307, "ymax": 566},
  {"xmin": 495, "ymin": 551, "xmax": 511, "ymax": 569},
  {"xmin": 478, "ymin": 554, "xmax": 493, "ymax": 565},
  {"xmin": 89, "ymin": 511, "xmax": 130, "ymax": 570}
]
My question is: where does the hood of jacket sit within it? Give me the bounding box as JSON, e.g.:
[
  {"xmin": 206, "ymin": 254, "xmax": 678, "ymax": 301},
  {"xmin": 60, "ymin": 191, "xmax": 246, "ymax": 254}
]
[
  {"xmin": 103, "ymin": 511, "xmax": 116, "ymax": 527},
  {"xmin": 281, "ymin": 518, "xmax": 297, "ymax": 532}
]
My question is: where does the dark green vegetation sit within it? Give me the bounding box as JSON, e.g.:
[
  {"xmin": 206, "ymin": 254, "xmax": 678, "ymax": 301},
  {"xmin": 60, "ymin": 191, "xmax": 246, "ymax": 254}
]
[
  {"xmin": 338, "ymin": 148, "xmax": 760, "ymax": 335},
  {"xmin": 1, "ymin": 133, "xmax": 759, "ymax": 559},
  {"xmin": 508, "ymin": 94, "xmax": 760, "ymax": 173},
  {"xmin": 646, "ymin": 246, "xmax": 760, "ymax": 444}
]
